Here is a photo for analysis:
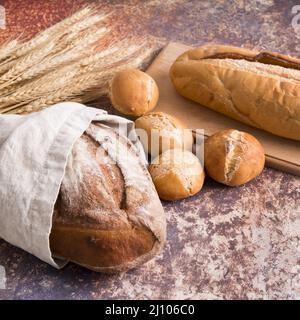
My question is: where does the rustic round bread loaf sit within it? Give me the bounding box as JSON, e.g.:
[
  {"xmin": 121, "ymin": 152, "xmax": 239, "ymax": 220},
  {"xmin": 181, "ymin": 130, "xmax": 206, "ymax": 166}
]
[
  {"xmin": 109, "ymin": 69, "xmax": 159, "ymax": 116},
  {"xmin": 204, "ymin": 129, "xmax": 265, "ymax": 186},
  {"xmin": 135, "ymin": 112, "xmax": 194, "ymax": 157},
  {"xmin": 50, "ymin": 122, "xmax": 166, "ymax": 273},
  {"xmin": 149, "ymin": 149, "xmax": 205, "ymax": 201}
]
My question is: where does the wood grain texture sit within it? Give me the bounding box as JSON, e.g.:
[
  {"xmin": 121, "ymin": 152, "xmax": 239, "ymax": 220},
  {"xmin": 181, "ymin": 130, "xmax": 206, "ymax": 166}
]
[{"xmin": 0, "ymin": 0, "xmax": 299, "ymax": 300}]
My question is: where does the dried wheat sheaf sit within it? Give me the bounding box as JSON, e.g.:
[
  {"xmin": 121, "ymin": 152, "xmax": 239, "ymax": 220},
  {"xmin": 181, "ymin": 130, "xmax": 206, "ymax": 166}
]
[{"xmin": 0, "ymin": 6, "xmax": 158, "ymax": 114}]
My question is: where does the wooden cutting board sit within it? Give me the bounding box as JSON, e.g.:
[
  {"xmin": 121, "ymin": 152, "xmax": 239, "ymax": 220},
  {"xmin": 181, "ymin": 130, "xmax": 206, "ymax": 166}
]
[{"xmin": 146, "ymin": 42, "xmax": 300, "ymax": 176}]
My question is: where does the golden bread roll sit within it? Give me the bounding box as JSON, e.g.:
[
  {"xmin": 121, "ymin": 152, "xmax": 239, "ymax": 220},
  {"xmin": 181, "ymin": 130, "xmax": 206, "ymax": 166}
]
[
  {"xmin": 135, "ymin": 112, "xmax": 194, "ymax": 157},
  {"xmin": 109, "ymin": 69, "xmax": 159, "ymax": 116},
  {"xmin": 170, "ymin": 45, "xmax": 300, "ymax": 141},
  {"xmin": 204, "ymin": 129, "xmax": 265, "ymax": 186},
  {"xmin": 149, "ymin": 149, "xmax": 205, "ymax": 201}
]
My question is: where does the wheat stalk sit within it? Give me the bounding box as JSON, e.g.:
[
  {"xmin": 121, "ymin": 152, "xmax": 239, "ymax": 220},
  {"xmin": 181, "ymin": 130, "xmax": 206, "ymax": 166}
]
[
  {"xmin": 0, "ymin": 8, "xmax": 99, "ymax": 64},
  {"xmin": 0, "ymin": 42, "xmax": 131, "ymax": 105},
  {"xmin": 0, "ymin": 39, "xmax": 20, "ymax": 62},
  {"xmin": 0, "ymin": 6, "xmax": 98, "ymax": 76},
  {"xmin": 12, "ymin": 47, "xmax": 154, "ymax": 114},
  {"xmin": 0, "ymin": 13, "xmax": 108, "ymax": 84},
  {"xmin": 0, "ymin": 40, "xmax": 58, "ymax": 87},
  {"xmin": 0, "ymin": 43, "xmax": 148, "ymax": 109},
  {"xmin": 63, "ymin": 13, "xmax": 110, "ymax": 41},
  {"xmin": 0, "ymin": 60, "xmax": 17, "ymax": 76},
  {"xmin": 7, "ymin": 6, "xmax": 96, "ymax": 61},
  {"xmin": 0, "ymin": 6, "xmax": 159, "ymax": 115},
  {"xmin": 2, "ymin": 27, "xmax": 108, "ymax": 89}
]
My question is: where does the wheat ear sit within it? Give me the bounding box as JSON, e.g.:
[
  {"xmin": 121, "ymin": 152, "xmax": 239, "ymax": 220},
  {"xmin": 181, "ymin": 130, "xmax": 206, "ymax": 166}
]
[
  {"xmin": 0, "ymin": 39, "xmax": 20, "ymax": 62},
  {"xmin": 13, "ymin": 47, "xmax": 154, "ymax": 114},
  {"xmin": 0, "ymin": 42, "xmax": 141, "ymax": 107},
  {"xmin": 8, "ymin": 6, "xmax": 95, "ymax": 60},
  {"xmin": 0, "ymin": 40, "xmax": 57, "ymax": 87},
  {"xmin": 3, "ymin": 27, "xmax": 108, "ymax": 89}
]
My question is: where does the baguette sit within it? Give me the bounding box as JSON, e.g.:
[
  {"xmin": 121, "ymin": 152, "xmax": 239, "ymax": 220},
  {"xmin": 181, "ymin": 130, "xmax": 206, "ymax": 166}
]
[
  {"xmin": 169, "ymin": 45, "xmax": 300, "ymax": 141},
  {"xmin": 50, "ymin": 122, "xmax": 166, "ymax": 273}
]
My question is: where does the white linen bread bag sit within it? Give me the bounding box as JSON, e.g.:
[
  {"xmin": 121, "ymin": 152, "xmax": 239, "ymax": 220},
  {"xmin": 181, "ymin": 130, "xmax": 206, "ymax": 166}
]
[{"xmin": 0, "ymin": 102, "xmax": 166, "ymax": 273}]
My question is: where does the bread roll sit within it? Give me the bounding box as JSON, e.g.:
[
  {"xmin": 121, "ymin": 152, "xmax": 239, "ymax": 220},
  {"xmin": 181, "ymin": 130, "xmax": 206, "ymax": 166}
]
[
  {"xmin": 109, "ymin": 69, "xmax": 159, "ymax": 116},
  {"xmin": 149, "ymin": 149, "xmax": 205, "ymax": 201},
  {"xmin": 204, "ymin": 129, "xmax": 265, "ymax": 186},
  {"xmin": 170, "ymin": 45, "xmax": 300, "ymax": 141},
  {"xmin": 50, "ymin": 123, "xmax": 166, "ymax": 273},
  {"xmin": 135, "ymin": 112, "xmax": 194, "ymax": 157}
]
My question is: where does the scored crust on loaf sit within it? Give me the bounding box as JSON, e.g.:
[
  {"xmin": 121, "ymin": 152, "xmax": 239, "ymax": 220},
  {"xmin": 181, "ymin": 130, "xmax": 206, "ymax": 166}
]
[
  {"xmin": 50, "ymin": 123, "xmax": 166, "ymax": 273},
  {"xmin": 170, "ymin": 45, "xmax": 300, "ymax": 141},
  {"xmin": 223, "ymin": 130, "xmax": 246, "ymax": 183},
  {"xmin": 149, "ymin": 149, "xmax": 205, "ymax": 200},
  {"xmin": 204, "ymin": 129, "xmax": 265, "ymax": 186},
  {"xmin": 201, "ymin": 58, "xmax": 300, "ymax": 83}
]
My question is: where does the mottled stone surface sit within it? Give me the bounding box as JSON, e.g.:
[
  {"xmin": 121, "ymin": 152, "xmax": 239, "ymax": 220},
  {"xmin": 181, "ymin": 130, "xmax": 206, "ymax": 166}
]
[{"xmin": 0, "ymin": 0, "xmax": 299, "ymax": 300}]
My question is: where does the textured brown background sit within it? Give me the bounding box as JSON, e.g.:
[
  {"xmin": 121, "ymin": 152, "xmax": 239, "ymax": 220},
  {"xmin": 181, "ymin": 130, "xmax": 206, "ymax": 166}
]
[{"xmin": 0, "ymin": 0, "xmax": 299, "ymax": 300}]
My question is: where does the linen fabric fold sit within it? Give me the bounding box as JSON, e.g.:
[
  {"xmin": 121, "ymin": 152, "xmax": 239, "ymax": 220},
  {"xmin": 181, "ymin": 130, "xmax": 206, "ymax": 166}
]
[{"xmin": 0, "ymin": 102, "xmax": 146, "ymax": 268}]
